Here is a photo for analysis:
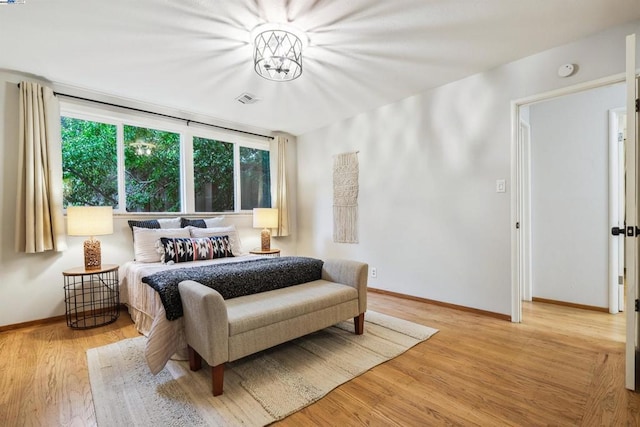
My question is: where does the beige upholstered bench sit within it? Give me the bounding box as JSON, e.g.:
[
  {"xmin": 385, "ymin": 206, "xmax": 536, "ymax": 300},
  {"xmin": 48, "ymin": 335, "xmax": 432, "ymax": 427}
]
[{"xmin": 178, "ymin": 259, "xmax": 368, "ymax": 396}]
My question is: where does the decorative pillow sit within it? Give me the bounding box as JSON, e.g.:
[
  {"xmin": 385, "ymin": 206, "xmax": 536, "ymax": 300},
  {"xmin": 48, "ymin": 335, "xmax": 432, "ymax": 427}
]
[
  {"xmin": 132, "ymin": 227, "xmax": 190, "ymax": 263},
  {"xmin": 180, "ymin": 216, "xmax": 225, "ymax": 228},
  {"xmin": 159, "ymin": 236, "xmax": 233, "ymax": 264},
  {"xmin": 128, "ymin": 217, "xmax": 182, "ymax": 230},
  {"xmin": 188, "ymin": 225, "xmax": 245, "ymax": 255}
]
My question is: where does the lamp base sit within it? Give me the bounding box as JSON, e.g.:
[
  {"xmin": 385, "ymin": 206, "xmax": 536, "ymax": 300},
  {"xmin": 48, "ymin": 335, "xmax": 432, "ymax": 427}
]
[
  {"xmin": 261, "ymin": 228, "xmax": 271, "ymax": 251},
  {"xmin": 84, "ymin": 238, "xmax": 101, "ymax": 270}
]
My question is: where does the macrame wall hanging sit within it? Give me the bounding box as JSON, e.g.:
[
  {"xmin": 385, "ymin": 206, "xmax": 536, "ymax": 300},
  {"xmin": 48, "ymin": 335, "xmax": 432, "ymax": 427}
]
[{"xmin": 333, "ymin": 151, "xmax": 359, "ymax": 243}]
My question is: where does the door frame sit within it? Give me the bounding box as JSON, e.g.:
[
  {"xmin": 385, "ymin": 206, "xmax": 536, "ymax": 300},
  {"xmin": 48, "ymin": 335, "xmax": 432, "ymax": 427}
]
[
  {"xmin": 510, "ymin": 72, "xmax": 626, "ymax": 323},
  {"xmin": 609, "ymin": 107, "xmax": 626, "ymax": 314},
  {"xmin": 518, "ymin": 120, "xmax": 532, "ymax": 302}
]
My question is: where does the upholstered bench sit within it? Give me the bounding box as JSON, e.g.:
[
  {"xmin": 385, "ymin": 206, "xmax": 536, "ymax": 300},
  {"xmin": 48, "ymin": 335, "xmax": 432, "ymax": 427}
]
[{"xmin": 178, "ymin": 259, "xmax": 368, "ymax": 396}]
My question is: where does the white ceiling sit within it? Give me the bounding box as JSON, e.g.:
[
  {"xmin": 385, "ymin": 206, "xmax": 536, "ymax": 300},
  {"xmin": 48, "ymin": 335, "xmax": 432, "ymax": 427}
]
[{"xmin": 1, "ymin": 0, "xmax": 640, "ymax": 136}]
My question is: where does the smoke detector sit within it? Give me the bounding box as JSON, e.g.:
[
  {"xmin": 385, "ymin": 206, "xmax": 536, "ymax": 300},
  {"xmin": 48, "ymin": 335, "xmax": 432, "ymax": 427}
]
[{"xmin": 557, "ymin": 64, "xmax": 576, "ymax": 78}]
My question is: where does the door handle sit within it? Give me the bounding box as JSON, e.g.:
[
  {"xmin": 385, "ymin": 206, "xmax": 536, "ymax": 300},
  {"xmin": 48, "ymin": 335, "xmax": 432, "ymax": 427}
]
[{"xmin": 612, "ymin": 226, "xmax": 625, "ymax": 236}]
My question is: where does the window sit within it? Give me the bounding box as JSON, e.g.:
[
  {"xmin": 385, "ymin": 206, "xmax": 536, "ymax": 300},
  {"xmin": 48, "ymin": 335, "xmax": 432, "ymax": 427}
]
[
  {"xmin": 124, "ymin": 125, "xmax": 180, "ymax": 212},
  {"xmin": 60, "ymin": 103, "xmax": 271, "ymax": 213},
  {"xmin": 240, "ymin": 146, "xmax": 271, "ymax": 210},
  {"xmin": 193, "ymin": 137, "xmax": 234, "ymax": 212},
  {"xmin": 61, "ymin": 117, "xmax": 118, "ymax": 208}
]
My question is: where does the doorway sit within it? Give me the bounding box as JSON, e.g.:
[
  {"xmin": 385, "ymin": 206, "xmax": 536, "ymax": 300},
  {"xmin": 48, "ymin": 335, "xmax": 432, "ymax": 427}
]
[{"xmin": 512, "ymin": 77, "xmax": 626, "ymax": 322}]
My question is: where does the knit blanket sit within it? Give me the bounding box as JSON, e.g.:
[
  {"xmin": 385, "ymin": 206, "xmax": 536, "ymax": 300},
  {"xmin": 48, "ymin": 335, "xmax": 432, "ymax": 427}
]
[{"xmin": 142, "ymin": 256, "xmax": 324, "ymax": 320}]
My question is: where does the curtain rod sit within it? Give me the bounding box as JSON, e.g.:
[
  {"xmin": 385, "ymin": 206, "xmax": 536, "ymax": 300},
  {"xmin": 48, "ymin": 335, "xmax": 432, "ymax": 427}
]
[{"xmin": 16, "ymin": 83, "xmax": 274, "ymax": 140}]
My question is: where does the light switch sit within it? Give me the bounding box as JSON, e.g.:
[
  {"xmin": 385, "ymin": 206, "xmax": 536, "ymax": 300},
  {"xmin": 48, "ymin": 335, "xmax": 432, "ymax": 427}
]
[{"xmin": 496, "ymin": 179, "xmax": 506, "ymax": 193}]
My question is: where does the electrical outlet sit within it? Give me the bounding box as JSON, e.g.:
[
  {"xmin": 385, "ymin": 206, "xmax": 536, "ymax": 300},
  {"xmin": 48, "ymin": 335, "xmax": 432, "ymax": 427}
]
[{"xmin": 371, "ymin": 268, "xmax": 377, "ymax": 278}]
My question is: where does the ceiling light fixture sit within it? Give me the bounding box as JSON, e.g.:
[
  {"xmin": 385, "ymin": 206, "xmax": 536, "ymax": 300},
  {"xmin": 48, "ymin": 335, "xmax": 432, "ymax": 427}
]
[{"xmin": 251, "ymin": 23, "xmax": 307, "ymax": 82}]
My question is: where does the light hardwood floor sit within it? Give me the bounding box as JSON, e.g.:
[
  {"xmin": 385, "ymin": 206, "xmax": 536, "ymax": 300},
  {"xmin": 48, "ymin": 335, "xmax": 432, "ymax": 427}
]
[{"xmin": 1, "ymin": 293, "xmax": 639, "ymax": 426}]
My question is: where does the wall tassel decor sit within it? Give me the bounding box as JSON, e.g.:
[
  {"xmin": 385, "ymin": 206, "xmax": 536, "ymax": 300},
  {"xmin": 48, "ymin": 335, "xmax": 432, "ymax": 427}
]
[{"xmin": 333, "ymin": 151, "xmax": 359, "ymax": 243}]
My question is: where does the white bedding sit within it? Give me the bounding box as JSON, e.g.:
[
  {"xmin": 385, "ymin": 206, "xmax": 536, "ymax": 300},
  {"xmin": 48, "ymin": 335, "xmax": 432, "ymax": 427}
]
[{"xmin": 120, "ymin": 255, "xmax": 261, "ymax": 374}]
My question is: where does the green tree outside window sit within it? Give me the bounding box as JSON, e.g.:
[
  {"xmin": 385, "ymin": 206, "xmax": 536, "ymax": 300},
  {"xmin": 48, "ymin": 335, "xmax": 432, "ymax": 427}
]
[
  {"xmin": 61, "ymin": 116, "xmax": 270, "ymax": 213},
  {"xmin": 61, "ymin": 117, "xmax": 118, "ymax": 208},
  {"xmin": 124, "ymin": 125, "xmax": 180, "ymax": 212},
  {"xmin": 193, "ymin": 137, "xmax": 234, "ymax": 212}
]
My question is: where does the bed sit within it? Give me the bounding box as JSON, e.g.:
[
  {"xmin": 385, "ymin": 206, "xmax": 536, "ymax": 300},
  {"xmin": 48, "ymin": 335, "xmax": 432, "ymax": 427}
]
[
  {"xmin": 120, "ymin": 254, "xmax": 264, "ymax": 374},
  {"xmin": 118, "ymin": 219, "xmax": 266, "ymax": 372},
  {"xmin": 119, "ymin": 218, "xmax": 332, "ymax": 374}
]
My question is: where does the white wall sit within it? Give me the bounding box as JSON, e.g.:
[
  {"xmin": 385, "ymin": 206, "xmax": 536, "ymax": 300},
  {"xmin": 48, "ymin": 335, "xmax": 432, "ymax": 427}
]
[
  {"xmin": 529, "ymin": 83, "xmax": 625, "ymax": 308},
  {"xmin": 0, "ymin": 70, "xmax": 298, "ymax": 327},
  {"xmin": 296, "ymin": 21, "xmax": 640, "ymax": 317}
]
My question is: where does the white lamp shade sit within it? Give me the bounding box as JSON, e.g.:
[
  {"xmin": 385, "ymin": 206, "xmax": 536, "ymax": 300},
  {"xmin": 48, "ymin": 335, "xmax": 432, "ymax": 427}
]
[
  {"xmin": 66, "ymin": 206, "xmax": 114, "ymax": 236},
  {"xmin": 253, "ymin": 208, "xmax": 278, "ymax": 229}
]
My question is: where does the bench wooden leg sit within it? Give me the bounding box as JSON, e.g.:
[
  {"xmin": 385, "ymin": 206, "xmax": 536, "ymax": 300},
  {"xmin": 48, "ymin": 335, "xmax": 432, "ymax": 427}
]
[
  {"xmin": 212, "ymin": 364, "xmax": 225, "ymax": 396},
  {"xmin": 354, "ymin": 313, "xmax": 364, "ymax": 335},
  {"xmin": 187, "ymin": 345, "xmax": 202, "ymax": 371}
]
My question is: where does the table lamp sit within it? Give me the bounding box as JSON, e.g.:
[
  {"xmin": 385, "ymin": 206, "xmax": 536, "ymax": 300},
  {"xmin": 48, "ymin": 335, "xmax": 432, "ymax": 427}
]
[
  {"xmin": 253, "ymin": 208, "xmax": 278, "ymax": 251},
  {"xmin": 67, "ymin": 206, "xmax": 114, "ymax": 270}
]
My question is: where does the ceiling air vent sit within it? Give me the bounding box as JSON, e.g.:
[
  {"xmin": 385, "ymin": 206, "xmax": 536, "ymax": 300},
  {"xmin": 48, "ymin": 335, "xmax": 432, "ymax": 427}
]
[{"xmin": 236, "ymin": 93, "xmax": 259, "ymax": 105}]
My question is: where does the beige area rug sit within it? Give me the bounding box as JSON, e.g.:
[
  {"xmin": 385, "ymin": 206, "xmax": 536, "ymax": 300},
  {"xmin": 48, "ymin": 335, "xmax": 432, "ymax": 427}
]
[{"xmin": 87, "ymin": 311, "xmax": 438, "ymax": 426}]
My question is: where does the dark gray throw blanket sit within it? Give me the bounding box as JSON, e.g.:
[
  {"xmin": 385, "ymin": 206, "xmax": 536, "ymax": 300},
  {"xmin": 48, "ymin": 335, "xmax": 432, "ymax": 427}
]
[{"xmin": 142, "ymin": 256, "xmax": 324, "ymax": 321}]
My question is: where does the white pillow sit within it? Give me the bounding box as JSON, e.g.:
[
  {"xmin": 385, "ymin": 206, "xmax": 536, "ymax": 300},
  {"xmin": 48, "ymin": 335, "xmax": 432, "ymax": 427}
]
[
  {"xmin": 158, "ymin": 217, "xmax": 182, "ymax": 228},
  {"xmin": 133, "ymin": 227, "xmax": 190, "ymax": 262},
  {"xmin": 188, "ymin": 225, "xmax": 245, "ymax": 256},
  {"xmin": 203, "ymin": 217, "xmax": 225, "ymax": 227}
]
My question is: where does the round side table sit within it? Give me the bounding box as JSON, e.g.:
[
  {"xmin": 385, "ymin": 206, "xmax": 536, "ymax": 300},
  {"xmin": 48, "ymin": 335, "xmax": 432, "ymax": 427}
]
[{"xmin": 63, "ymin": 264, "xmax": 120, "ymax": 329}]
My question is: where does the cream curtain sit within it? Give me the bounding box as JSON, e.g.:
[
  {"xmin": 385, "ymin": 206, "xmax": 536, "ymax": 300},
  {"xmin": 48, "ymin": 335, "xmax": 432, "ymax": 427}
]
[
  {"xmin": 15, "ymin": 81, "xmax": 67, "ymax": 253},
  {"xmin": 269, "ymin": 135, "xmax": 290, "ymax": 237}
]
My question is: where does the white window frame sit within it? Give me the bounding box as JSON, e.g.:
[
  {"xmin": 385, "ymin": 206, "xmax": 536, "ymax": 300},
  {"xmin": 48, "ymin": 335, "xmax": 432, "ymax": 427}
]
[{"xmin": 60, "ymin": 99, "xmax": 270, "ymax": 214}]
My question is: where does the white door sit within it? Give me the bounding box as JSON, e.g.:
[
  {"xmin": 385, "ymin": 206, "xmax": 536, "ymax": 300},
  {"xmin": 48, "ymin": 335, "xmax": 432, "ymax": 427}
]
[{"xmin": 625, "ymin": 33, "xmax": 638, "ymax": 391}]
